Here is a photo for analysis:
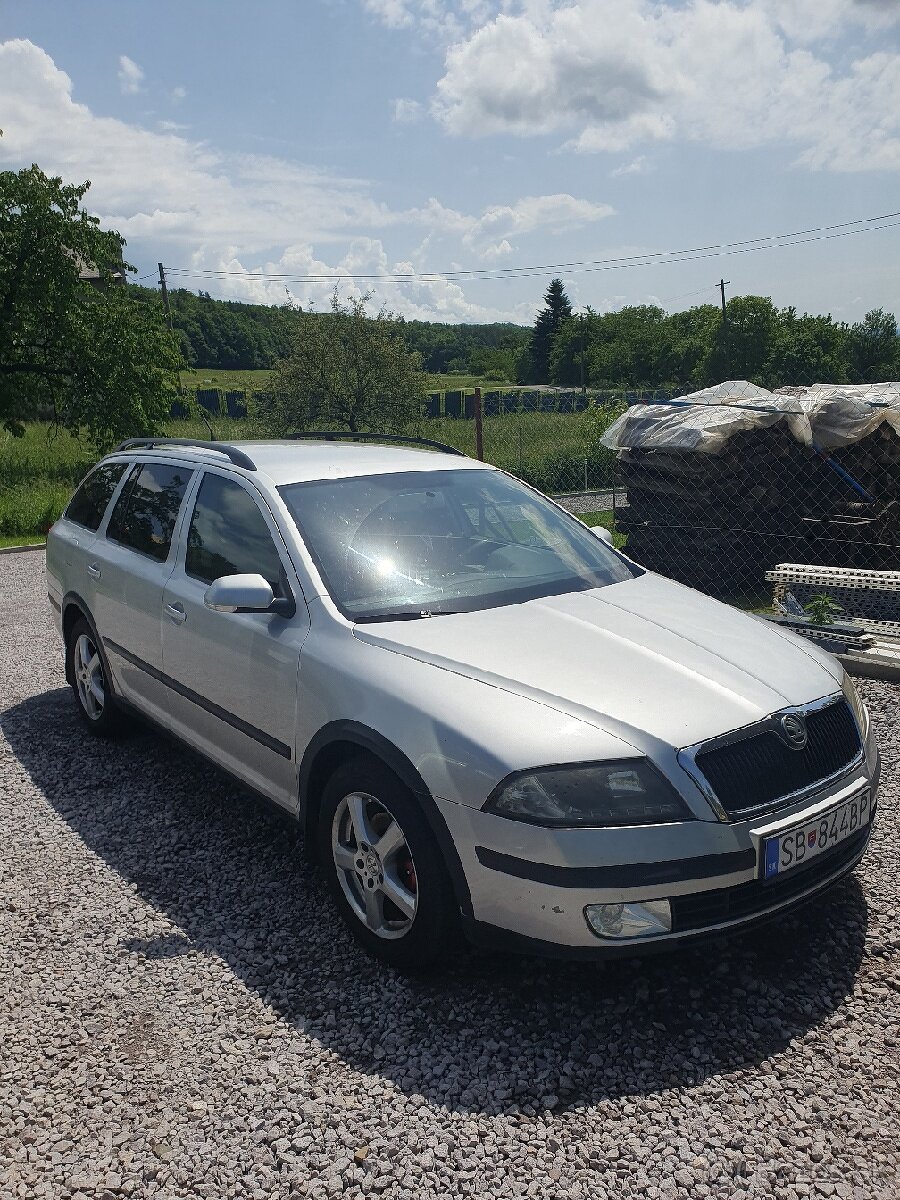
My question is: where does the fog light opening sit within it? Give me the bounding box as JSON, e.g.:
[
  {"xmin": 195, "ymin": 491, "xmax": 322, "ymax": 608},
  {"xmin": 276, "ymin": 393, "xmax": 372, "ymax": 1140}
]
[{"xmin": 584, "ymin": 899, "xmax": 672, "ymax": 940}]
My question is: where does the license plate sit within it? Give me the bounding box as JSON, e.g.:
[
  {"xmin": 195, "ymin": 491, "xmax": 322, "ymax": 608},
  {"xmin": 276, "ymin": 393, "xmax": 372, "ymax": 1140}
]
[{"xmin": 762, "ymin": 790, "xmax": 870, "ymax": 879}]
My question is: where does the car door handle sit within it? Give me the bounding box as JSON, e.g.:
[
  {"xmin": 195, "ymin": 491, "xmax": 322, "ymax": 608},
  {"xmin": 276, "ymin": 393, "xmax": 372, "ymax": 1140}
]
[
  {"xmin": 164, "ymin": 602, "xmax": 187, "ymax": 625},
  {"xmin": 87, "ymin": 562, "xmax": 101, "ymax": 579}
]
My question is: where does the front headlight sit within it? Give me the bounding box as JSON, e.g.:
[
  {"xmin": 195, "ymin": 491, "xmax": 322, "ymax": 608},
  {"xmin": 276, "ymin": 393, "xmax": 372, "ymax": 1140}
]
[
  {"xmin": 483, "ymin": 759, "xmax": 693, "ymax": 828},
  {"xmin": 842, "ymin": 671, "xmax": 868, "ymax": 740}
]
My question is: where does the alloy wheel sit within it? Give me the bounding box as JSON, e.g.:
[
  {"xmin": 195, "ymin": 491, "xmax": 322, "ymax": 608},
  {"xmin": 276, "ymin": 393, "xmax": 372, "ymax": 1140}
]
[
  {"xmin": 74, "ymin": 632, "xmax": 105, "ymax": 721},
  {"xmin": 331, "ymin": 791, "xmax": 419, "ymax": 939}
]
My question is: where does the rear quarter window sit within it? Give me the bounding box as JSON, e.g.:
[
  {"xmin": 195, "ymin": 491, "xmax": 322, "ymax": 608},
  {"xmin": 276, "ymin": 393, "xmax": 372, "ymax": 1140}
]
[{"xmin": 65, "ymin": 463, "xmax": 128, "ymax": 532}]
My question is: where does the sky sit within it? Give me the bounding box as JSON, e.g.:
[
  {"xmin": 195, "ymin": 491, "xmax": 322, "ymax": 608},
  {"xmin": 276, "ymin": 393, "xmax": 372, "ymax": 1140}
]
[{"xmin": 1, "ymin": 0, "xmax": 899, "ymax": 325}]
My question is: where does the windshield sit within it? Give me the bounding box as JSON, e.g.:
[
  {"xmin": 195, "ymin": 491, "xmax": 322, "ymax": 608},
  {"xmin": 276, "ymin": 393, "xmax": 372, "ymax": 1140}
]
[{"xmin": 279, "ymin": 468, "xmax": 636, "ymax": 621}]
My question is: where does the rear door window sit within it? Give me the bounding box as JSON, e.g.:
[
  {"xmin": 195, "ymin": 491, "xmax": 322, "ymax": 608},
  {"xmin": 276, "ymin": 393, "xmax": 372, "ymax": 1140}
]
[
  {"xmin": 65, "ymin": 463, "xmax": 128, "ymax": 532},
  {"xmin": 185, "ymin": 473, "xmax": 285, "ymax": 592},
  {"xmin": 107, "ymin": 462, "xmax": 193, "ymax": 562}
]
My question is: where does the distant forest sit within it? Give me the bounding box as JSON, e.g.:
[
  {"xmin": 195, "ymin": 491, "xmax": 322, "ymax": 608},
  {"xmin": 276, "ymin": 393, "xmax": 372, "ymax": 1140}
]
[
  {"xmin": 134, "ymin": 284, "xmax": 899, "ymax": 391},
  {"xmin": 152, "ymin": 287, "xmax": 529, "ymax": 381}
]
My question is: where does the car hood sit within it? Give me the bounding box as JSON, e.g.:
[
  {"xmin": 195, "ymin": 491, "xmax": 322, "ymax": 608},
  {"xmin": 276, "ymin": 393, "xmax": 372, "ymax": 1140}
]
[{"xmin": 352, "ymin": 573, "xmax": 842, "ymax": 751}]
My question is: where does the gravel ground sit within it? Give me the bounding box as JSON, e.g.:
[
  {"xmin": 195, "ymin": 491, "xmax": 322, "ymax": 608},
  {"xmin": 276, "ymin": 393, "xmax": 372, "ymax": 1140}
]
[
  {"xmin": 1, "ymin": 549, "xmax": 898, "ymax": 1200},
  {"xmin": 554, "ymin": 490, "xmax": 625, "ymax": 515}
]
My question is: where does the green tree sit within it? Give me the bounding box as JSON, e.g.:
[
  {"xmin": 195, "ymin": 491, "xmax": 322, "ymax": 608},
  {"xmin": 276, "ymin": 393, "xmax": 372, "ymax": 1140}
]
[
  {"xmin": 0, "ymin": 164, "xmax": 181, "ymax": 444},
  {"xmin": 468, "ymin": 343, "xmax": 518, "ymax": 381},
  {"xmin": 706, "ymin": 295, "xmax": 778, "ymax": 385},
  {"xmin": 548, "ymin": 311, "xmax": 590, "ymax": 386},
  {"xmin": 267, "ymin": 290, "xmax": 427, "ymax": 434},
  {"xmin": 588, "ymin": 305, "xmax": 671, "ymax": 388},
  {"xmin": 846, "ymin": 308, "xmax": 898, "ymax": 383},
  {"xmin": 667, "ymin": 304, "xmax": 720, "ymax": 389},
  {"xmin": 523, "ymin": 278, "xmax": 572, "ymax": 383},
  {"xmin": 768, "ymin": 309, "xmax": 848, "ymax": 385}
]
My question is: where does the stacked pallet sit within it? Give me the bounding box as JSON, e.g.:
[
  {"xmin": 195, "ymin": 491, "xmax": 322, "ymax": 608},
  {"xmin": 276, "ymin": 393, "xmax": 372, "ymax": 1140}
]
[{"xmin": 607, "ymin": 390, "xmax": 900, "ymax": 597}]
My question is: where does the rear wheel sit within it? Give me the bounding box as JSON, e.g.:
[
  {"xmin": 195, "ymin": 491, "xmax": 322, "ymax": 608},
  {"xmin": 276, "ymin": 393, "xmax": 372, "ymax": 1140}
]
[
  {"xmin": 66, "ymin": 617, "xmax": 124, "ymax": 736},
  {"xmin": 317, "ymin": 756, "xmax": 456, "ymax": 969}
]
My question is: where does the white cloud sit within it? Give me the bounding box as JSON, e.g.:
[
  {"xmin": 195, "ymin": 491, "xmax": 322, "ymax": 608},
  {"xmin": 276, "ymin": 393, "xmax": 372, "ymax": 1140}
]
[
  {"xmin": 363, "ymin": 0, "xmax": 415, "ymax": 25},
  {"xmin": 431, "ymin": 0, "xmax": 900, "ymax": 171},
  {"xmin": 409, "ymin": 192, "xmax": 614, "ymax": 257},
  {"xmin": 362, "ymin": 0, "xmax": 462, "ymax": 37},
  {"xmin": 759, "ymin": 0, "xmax": 900, "ymax": 42},
  {"xmin": 0, "ymin": 40, "xmax": 390, "ymax": 253},
  {"xmin": 117, "ymin": 54, "xmax": 144, "ymax": 95},
  {"xmin": 171, "ymin": 85, "xmax": 187, "ymax": 103},
  {"xmin": 0, "ymin": 38, "xmax": 608, "ymax": 321},
  {"xmin": 179, "ymin": 239, "xmax": 537, "ymax": 323},
  {"xmin": 360, "ymin": 0, "xmax": 516, "ymax": 40},
  {"xmin": 391, "ymin": 97, "xmax": 424, "ymax": 123},
  {"xmin": 610, "ymin": 155, "xmax": 649, "ymax": 177}
]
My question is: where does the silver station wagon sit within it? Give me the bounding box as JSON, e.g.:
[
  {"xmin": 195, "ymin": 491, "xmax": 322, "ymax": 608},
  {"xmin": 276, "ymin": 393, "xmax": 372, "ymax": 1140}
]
[{"xmin": 46, "ymin": 435, "xmax": 880, "ymax": 967}]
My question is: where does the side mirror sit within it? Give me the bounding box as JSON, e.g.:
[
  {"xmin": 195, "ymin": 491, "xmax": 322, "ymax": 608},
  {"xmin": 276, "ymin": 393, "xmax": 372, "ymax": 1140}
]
[
  {"xmin": 592, "ymin": 525, "xmax": 614, "ymax": 546},
  {"xmin": 204, "ymin": 573, "xmax": 276, "ymax": 614}
]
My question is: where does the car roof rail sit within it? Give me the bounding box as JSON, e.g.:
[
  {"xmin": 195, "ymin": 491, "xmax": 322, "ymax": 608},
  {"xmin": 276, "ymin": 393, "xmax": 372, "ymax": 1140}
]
[
  {"xmin": 114, "ymin": 438, "xmax": 257, "ymax": 471},
  {"xmin": 286, "ymin": 431, "xmax": 467, "ymax": 457}
]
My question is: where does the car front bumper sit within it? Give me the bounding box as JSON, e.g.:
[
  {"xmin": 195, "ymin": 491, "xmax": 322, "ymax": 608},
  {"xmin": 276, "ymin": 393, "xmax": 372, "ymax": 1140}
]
[{"xmin": 438, "ymin": 750, "xmax": 880, "ymax": 958}]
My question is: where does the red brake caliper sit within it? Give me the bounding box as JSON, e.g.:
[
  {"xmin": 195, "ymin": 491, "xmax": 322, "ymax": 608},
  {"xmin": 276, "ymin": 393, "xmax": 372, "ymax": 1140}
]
[{"xmin": 401, "ymin": 857, "xmax": 417, "ymax": 893}]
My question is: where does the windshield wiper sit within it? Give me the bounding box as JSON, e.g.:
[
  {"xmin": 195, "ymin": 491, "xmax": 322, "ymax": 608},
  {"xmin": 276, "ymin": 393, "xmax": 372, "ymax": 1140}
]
[{"xmin": 357, "ymin": 608, "xmax": 466, "ymax": 623}]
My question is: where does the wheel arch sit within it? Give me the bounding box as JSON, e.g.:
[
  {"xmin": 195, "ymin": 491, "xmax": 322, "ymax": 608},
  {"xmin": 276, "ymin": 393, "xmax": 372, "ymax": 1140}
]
[
  {"xmin": 61, "ymin": 592, "xmax": 115, "ymax": 695},
  {"xmin": 298, "ymin": 720, "xmax": 473, "ymax": 919}
]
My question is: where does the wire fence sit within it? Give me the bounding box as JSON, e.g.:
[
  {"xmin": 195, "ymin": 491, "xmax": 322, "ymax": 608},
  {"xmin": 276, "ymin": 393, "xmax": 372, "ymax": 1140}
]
[{"xmin": 411, "ymin": 396, "xmax": 626, "ymax": 499}]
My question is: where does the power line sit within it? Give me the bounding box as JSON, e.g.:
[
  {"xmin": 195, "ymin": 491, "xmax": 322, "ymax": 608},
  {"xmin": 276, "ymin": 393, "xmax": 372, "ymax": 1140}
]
[
  {"xmin": 658, "ymin": 283, "xmax": 720, "ymax": 305},
  {"xmin": 162, "ymin": 210, "xmax": 900, "ymax": 287},
  {"xmin": 168, "ymin": 218, "xmax": 871, "ymax": 282}
]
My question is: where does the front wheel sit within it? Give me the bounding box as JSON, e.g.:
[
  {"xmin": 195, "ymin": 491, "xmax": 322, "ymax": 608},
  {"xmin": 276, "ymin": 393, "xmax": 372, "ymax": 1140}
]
[
  {"xmin": 317, "ymin": 757, "xmax": 457, "ymax": 969},
  {"xmin": 66, "ymin": 617, "xmax": 125, "ymax": 736}
]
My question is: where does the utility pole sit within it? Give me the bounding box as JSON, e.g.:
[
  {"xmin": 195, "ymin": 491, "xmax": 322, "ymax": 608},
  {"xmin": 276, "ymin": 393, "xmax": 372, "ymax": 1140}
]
[
  {"xmin": 159, "ymin": 261, "xmax": 185, "ymax": 417},
  {"xmin": 719, "ymin": 278, "xmax": 731, "ymax": 383},
  {"xmin": 158, "ymin": 262, "xmax": 173, "ymax": 331},
  {"xmin": 579, "ymin": 312, "xmax": 586, "ymax": 400}
]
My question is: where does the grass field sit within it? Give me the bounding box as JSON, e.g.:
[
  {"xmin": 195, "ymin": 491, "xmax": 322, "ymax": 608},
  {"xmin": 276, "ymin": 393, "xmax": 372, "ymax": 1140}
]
[
  {"xmin": 0, "ymin": 421, "xmax": 258, "ymax": 539},
  {"xmin": 0, "ymin": 534, "xmax": 47, "ymax": 549},
  {"xmin": 181, "ymin": 368, "xmax": 274, "ymax": 393},
  {"xmin": 0, "ymin": 425, "xmax": 96, "ymax": 540},
  {"xmin": 424, "ymin": 373, "xmax": 515, "ymax": 391},
  {"xmin": 179, "ymin": 368, "xmax": 514, "ymax": 396}
]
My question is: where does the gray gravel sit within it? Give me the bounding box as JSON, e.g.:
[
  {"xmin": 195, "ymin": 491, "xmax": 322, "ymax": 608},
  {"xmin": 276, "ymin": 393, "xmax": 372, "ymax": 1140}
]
[
  {"xmin": 1, "ymin": 548, "xmax": 898, "ymax": 1200},
  {"xmin": 555, "ymin": 489, "xmax": 626, "ymax": 515}
]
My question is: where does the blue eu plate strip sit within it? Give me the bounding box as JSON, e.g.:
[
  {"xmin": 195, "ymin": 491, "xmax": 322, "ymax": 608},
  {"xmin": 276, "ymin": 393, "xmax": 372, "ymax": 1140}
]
[{"xmin": 764, "ymin": 838, "xmax": 780, "ymax": 879}]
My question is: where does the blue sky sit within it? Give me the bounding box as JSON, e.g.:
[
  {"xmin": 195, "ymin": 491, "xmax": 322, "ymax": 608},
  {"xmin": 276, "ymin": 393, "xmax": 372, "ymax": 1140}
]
[{"xmin": 1, "ymin": 0, "xmax": 898, "ymax": 324}]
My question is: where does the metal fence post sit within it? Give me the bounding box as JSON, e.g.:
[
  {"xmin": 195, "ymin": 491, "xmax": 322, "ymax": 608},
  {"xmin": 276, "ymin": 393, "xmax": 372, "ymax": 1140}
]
[{"xmin": 474, "ymin": 386, "xmax": 484, "ymax": 461}]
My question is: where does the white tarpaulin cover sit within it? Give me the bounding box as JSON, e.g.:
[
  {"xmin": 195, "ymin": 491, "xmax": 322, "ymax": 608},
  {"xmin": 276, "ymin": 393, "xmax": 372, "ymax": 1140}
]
[{"xmin": 601, "ymin": 381, "xmax": 900, "ymax": 455}]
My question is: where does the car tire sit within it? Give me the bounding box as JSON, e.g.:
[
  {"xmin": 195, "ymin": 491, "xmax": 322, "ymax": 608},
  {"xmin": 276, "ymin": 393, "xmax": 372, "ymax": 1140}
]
[
  {"xmin": 66, "ymin": 616, "xmax": 125, "ymax": 736},
  {"xmin": 317, "ymin": 755, "xmax": 457, "ymax": 970}
]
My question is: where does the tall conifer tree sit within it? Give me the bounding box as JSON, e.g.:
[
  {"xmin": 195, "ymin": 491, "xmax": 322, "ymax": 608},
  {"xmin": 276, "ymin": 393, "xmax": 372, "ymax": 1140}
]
[{"xmin": 525, "ymin": 278, "xmax": 572, "ymax": 383}]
